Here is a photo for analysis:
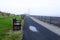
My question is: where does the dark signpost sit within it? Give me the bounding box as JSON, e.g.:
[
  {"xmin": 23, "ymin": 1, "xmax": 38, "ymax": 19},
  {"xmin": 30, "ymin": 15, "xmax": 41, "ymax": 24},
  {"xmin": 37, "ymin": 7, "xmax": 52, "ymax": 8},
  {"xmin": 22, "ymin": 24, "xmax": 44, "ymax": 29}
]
[{"xmin": 13, "ymin": 18, "xmax": 21, "ymax": 31}]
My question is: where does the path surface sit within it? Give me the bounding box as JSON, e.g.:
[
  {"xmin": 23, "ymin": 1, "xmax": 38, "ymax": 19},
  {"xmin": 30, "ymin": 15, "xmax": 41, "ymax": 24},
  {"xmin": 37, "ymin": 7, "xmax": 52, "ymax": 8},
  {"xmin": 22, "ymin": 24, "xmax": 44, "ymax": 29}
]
[
  {"xmin": 31, "ymin": 17, "xmax": 60, "ymax": 36},
  {"xmin": 23, "ymin": 16, "xmax": 60, "ymax": 40}
]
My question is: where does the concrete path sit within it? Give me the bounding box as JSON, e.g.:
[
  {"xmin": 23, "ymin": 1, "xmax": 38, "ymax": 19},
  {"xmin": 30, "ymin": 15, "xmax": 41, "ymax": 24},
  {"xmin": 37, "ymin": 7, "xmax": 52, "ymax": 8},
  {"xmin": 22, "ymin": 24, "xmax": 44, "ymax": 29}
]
[
  {"xmin": 23, "ymin": 16, "xmax": 60, "ymax": 40},
  {"xmin": 30, "ymin": 17, "xmax": 60, "ymax": 36}
]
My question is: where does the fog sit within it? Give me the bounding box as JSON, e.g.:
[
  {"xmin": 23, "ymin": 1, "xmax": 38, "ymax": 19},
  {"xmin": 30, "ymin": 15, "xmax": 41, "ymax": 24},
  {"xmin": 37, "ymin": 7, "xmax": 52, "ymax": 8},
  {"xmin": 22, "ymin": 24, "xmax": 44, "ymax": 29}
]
[{"xmin": 0, "ymin": 0, "xmax": 60, "ymax": 17}]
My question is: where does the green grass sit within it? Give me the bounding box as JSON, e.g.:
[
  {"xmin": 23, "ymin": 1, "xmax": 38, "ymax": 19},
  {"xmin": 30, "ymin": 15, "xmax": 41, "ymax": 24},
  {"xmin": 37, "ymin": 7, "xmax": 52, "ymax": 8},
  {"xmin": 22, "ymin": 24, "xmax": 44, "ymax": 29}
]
[
  {"xmin": 2, "ymin": 32, "xmax": 23, "ymax": 40},
  {"xmin": 0, "ymin": 15, "xmax": 23, "ymax": 40},
  {"xmin": 0, "ymin": 16, "xmax": 13, "ymax": 39},
  {"xmin": 16, "ymin": 15, "xmax": 24, "ymax": 21}
]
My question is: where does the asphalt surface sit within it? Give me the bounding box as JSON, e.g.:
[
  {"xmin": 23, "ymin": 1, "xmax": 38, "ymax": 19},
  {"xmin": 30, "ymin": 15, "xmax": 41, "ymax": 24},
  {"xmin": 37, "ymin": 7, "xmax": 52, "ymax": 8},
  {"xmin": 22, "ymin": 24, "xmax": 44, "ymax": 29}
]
[{"xmin": 23, "ymin": 16, "xmax": 60, "ymax": 40}]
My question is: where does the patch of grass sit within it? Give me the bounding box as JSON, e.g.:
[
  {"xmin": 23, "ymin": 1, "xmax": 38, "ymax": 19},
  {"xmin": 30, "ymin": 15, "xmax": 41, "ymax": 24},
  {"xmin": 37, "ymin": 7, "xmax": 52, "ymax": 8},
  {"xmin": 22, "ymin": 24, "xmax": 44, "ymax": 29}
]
[
  {"xmin": 0, "ymin": 16, "xmax": 13, "ymax": 40},
  {"xmin": 16, "ymin": 15, "xmax": 23, "ymax": 22},
  {"xmin": 2, "ymin": 32, "xmax": 23, "ymax": 40},
  {"xmin": 0, "ymin": 15, "xmax": 23, "ymax": 40}
]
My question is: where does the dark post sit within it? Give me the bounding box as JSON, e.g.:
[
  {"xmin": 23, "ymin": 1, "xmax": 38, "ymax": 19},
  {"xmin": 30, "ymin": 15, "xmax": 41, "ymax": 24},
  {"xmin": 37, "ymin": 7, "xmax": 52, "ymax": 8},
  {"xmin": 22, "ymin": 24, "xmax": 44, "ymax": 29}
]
[
  {"xmin": 13, "ymin": 18, "xmax": 16, "ymax": 31},
  {"xmin": 50, "ymin": 17, "xmax": 51, "ymax": 24},
  {"xmin": 13, "ymin": 18, "xmax": 16, "ymax": 23}
]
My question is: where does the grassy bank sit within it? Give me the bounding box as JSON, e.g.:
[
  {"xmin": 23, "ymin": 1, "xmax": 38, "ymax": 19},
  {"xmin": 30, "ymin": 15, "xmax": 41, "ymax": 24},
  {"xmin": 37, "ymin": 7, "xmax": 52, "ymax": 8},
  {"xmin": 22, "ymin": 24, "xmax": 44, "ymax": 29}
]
[
  {"xmin": 0, "ymin": 15, "xmax": 23, "ymax": 40},
  {"xmin": 0, "ymin": 16, "xmax": 13, "ymax": 39}
]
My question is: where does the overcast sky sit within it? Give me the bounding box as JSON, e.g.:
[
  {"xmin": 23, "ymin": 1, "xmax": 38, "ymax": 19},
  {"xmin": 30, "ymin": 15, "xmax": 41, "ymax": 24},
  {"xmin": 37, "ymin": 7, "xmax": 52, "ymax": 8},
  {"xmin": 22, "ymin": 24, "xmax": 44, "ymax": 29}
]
[{"xmin": 0, "ymin": 0, "xmax": 60, "ymax": 17}]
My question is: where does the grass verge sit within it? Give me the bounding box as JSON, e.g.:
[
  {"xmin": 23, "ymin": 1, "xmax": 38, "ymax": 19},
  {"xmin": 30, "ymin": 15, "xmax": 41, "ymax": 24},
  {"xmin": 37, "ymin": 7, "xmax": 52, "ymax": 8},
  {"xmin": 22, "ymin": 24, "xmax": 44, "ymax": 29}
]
[{"xmin": 0, "ymin": 15, "xmax": 24, "ymax": 40}]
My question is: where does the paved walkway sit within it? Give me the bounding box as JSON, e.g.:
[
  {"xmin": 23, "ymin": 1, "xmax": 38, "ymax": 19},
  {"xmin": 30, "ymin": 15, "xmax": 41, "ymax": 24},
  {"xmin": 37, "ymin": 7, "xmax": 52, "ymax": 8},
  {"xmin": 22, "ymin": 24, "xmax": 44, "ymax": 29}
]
[{"xmin": 30, "ymin": 17, "xmax": 60, "ymax": 36}]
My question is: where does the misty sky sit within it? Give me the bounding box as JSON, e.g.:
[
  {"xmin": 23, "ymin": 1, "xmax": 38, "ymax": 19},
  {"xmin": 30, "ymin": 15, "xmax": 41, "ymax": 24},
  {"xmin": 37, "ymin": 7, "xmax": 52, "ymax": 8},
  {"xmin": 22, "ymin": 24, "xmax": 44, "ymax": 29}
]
[{"xmin": 0, "ymin": 0, "xmax": 60, "ymax": 17}]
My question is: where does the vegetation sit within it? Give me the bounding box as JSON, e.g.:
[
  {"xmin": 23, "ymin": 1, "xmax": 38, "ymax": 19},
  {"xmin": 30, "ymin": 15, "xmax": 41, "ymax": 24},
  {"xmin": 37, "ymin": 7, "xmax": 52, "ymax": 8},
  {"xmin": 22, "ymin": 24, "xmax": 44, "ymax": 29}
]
[
  {"xmin": 0, "ymin": 16, "xmax": 13, "ymax": 40},
  {"xmin": 0, "ymin": 12, "xmax": 24, "ymax": 40},
  {"xmin": 2, "ymin": 32, "xmax": 23, "ymax": 40}
]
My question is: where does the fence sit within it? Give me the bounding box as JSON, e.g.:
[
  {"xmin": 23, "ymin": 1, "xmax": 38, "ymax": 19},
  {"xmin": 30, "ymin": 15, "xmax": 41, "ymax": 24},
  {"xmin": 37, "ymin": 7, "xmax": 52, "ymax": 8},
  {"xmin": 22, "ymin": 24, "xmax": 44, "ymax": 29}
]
[{"xmin": 31, "ymin": 15, "xmax": 60, "ymax": 27}]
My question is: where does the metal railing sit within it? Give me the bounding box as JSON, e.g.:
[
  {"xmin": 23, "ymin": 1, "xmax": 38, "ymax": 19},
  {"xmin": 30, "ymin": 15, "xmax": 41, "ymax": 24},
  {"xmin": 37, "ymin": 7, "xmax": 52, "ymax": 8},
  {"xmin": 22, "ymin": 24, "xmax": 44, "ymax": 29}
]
[{"xmin": 31, "ymin": 15, "xmax": 60, "ymax": 27}]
